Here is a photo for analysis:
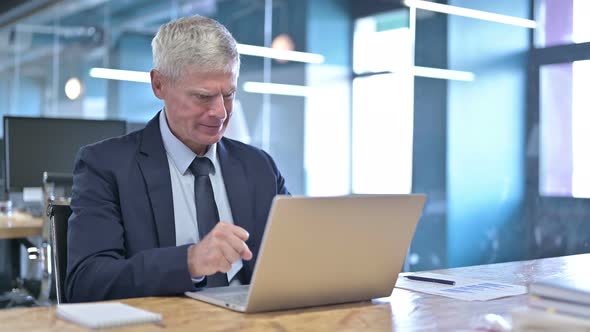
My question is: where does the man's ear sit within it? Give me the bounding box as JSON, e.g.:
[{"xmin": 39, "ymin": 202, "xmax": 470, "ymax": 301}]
[{"xmin": 151, "ymin": 69, "xmax": 165, "ymax": 100}]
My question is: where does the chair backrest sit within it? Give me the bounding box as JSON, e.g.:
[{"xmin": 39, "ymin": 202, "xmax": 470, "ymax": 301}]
[
  {"xmin": 38, "ymin": 172, "xmax": 73, "ymax": 303},
  {"xmin": 48, "ymin": 202, "xmax": 72, "ymax": 304}
]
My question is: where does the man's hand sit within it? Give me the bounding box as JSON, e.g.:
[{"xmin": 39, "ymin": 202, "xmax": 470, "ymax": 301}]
[{"xmin": 187, "ymin": 222, "xmax": 253, "ymax": 278}]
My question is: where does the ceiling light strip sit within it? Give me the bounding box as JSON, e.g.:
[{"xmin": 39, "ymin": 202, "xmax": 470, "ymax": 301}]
[
  {"xmin": 242, "ymin": 82, "xmax": 312, "ymax": 97},
  {"xmin": 411, "ymin": 66, "xmax": 475, "ymax": 81},
  {"xmin": 237, "ymin": 44, "xmax": 325, "ymax": 64},
  {"xmin": 404, "ymin": 0, "xmax": 537, "ymax": 29},
  {"xmin": 89, "ymin": 68, "xmax": 151, "ymax": 83}
]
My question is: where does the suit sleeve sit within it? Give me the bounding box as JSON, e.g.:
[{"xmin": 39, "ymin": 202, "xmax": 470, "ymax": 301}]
[
  {"xmin": 261, "ymin": 149, "xmax": 290, "ymax": 196},
  {"xmin": 65, "ymin": 146, "xmax": 196, "ymax": 302}
]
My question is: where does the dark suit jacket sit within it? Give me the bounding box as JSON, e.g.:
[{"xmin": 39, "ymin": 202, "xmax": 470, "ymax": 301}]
[{"xmin": 65, "ymin": 111, "xmax": 289, "ymax": 302}]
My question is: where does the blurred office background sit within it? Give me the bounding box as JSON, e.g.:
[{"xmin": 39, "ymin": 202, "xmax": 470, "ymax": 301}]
[{"xmin": 0, "ymin": 0, "xmax": 589, "ymax": 298}]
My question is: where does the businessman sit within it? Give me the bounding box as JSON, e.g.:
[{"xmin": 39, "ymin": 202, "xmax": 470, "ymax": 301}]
[{"xmin": 66, "ymin": 15, "xmax": 289, "ymax": 302}]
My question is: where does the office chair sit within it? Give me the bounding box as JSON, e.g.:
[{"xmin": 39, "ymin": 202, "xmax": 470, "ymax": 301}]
[
  {"xmin": 36, "ymin": 172, "xmax": 73, "ymax": 304},
  {"xmin": 48, "ymin": 202, "xmax": 71, "ymax": 304}
]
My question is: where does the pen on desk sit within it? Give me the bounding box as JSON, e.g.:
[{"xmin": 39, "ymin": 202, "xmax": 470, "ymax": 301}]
[{"xmin": 404, "ymin": 275, "xmax": 456, "ymax": 286}]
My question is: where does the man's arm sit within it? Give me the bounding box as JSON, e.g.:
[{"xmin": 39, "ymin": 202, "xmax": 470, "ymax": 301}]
[
  {"xmin": 65, "ymin": 146, "xmax": 195, "ymax": 302},
  {"xmin": 260, "ymin": 149, "xmax": 290, "ymax": 196}
]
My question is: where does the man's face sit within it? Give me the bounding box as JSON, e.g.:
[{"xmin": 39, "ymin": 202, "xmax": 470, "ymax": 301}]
[{"xmin": 151, "ymin": 66, "xmax": 238, "ymax": 155}]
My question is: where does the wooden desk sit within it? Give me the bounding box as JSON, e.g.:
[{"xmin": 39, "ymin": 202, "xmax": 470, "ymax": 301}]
[
  {"xmin": 0, "ymin": 254, "xmax": 587, "ymax": 331},
  {"xmin": 0, "ymin": 212, "xmax": 43, "ymax": 239}
]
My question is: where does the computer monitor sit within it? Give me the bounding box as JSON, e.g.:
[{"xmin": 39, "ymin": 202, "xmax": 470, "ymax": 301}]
[{"xmin": 3, "ymin": 116, "xmax": 127, "ymax": 192}]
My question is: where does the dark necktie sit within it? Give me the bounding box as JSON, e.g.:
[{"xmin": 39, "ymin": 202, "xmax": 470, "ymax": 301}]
[{"xmin": 189, "ymin": 157, "xmax": 229, "ymax": 287}]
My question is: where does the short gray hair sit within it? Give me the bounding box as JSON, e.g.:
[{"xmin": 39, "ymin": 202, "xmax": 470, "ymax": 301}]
[{"xmin": 151, "ymin": 15, "xmax": 240, "ymax": 80}]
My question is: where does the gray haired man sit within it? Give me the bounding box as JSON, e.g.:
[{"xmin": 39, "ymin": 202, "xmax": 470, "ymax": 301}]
[{"xmin": 66, "ymin": 16, "xmax": 289, "ymax": 302}]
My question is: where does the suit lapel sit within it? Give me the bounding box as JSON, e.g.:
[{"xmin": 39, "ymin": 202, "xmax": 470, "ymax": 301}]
[
  {"xmin": 217, "ymin": 139, "xmax": 254, "ymax": 239},
  {"xmin": 135, "ymin": 119, "xmax": 254, "ymax": 251},
  {"xmin": 137, "ymin": 112, "xmax": 176, "ymax": 247}
]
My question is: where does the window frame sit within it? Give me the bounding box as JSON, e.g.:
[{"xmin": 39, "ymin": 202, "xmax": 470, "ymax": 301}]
[{"xmin": 527, "ymin": 5, "xmax": 590, "ymax": 202}]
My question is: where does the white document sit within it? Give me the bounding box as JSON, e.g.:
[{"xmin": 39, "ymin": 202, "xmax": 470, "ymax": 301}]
[
  {"xmin": 56, "ymin": 302, "xmax": 162, "ymax": 329},
  {"xmin": 395, "ymin": 272, "xmax": 527, "ymax": 301}
]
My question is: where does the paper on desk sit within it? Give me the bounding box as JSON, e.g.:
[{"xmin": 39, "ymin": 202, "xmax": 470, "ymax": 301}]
[{"xmin": 395, "ymin": 272, "xmax": 527, "ymax": 301}]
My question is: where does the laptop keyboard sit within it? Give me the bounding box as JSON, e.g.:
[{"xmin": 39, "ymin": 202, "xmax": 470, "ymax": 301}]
[{"xmin": 213, "ymin": 291, "xmax": 249, "ymax": 305}]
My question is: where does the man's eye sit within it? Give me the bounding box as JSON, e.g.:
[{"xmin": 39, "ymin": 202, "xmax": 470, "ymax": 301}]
[
  {"xmin": 223, "ymin": 92, "xmax": 235, "ymax": 99},
  {"xmin": 195, "ymin": 94, "xmax": 212, "ymax": 100}
]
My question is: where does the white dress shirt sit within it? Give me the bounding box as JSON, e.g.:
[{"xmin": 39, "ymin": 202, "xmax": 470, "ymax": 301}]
[{"xmin": 159, "ymin": 110, "xmax": 243, "ymax": 284}]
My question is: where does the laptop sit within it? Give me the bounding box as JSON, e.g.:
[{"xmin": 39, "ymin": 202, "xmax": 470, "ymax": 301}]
[{"xmin": 185, "ymin": 194, "xmax": 426, "ymax": 313}]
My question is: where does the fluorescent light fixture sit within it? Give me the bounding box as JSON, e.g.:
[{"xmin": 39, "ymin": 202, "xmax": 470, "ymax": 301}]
[
  {"xmin": 243, "ymin": 82, "xmax": 313, "ymax": 97},
  {"xmin": 383, "ymin": 66, "xmax": 475, "ymax": 81},
  {"xmin": 243, "ymin": 67, "xmax": 472, "ymax": 99},
  {"xmin": 411, "ymin": 66, "xmax": 474, "ymax": 81},
  {"xmin": 237, "ymin": 44, "xmax": 325, "ymax": 64},
  {"xmin": 89, "ymin": 65, "xmax": 471, "ymax": 87},
  {"xmin": 404, "ymin": 0, "xmax": 537, "ymax": 29},
  {"xmin": 89, "ymin": 67, "xmax": 151, "ymax": 83}
]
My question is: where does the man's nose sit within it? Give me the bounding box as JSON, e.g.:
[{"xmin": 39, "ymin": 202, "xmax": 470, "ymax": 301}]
[{"xmin": 209, "ymin": 94, "xmax": 227, "ymax": 118}]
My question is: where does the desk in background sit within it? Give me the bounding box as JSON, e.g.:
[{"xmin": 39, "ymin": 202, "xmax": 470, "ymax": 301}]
[
  {"xmin": 0, "ymin": 253, "xmax": 586, "ymax": 331},
  {"xmin": 0, "ymin": 212, "xmax": 43, "ymax": 240},
  {"xmin": 0, "ymin": 212, "xmax": 44, "ymax": 301}
]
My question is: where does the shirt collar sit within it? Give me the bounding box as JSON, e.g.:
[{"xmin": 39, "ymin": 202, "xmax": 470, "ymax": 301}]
[{"xmin": 159, "ymin": 109, "xmax": 217, "ymax": 175}]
